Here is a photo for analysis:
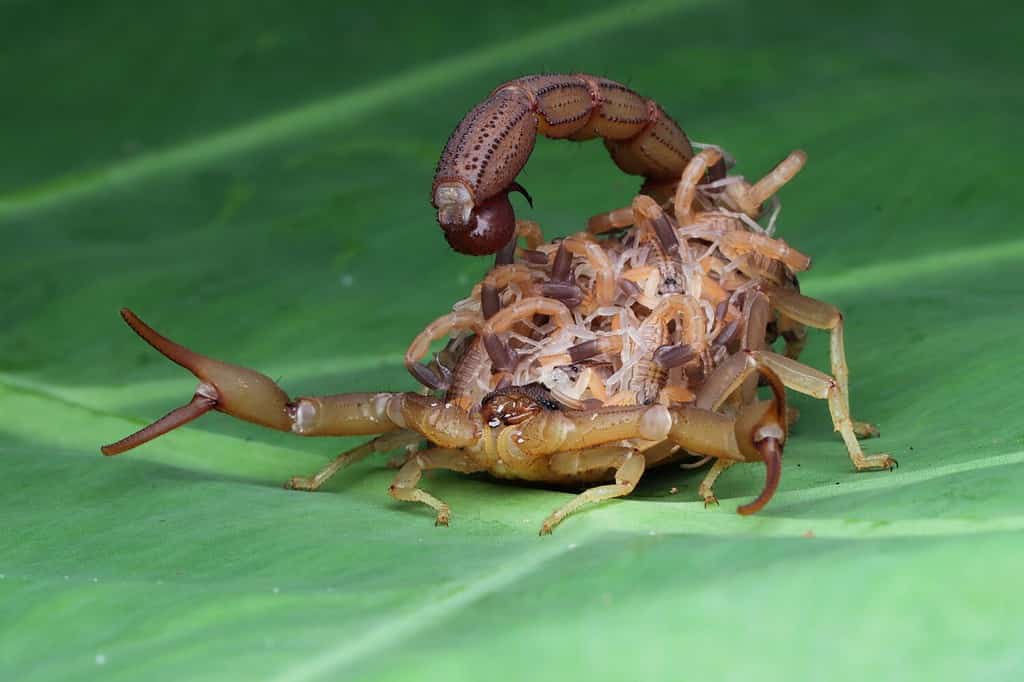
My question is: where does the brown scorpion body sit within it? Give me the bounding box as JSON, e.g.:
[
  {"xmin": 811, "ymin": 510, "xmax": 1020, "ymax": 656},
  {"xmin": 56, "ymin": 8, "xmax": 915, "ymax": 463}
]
[
  {"xmin": 433, "ymin": 74, "xmax": 710, "ymax": 256},
  {"xmin": 99, "ymin": 75, "xmax": 894, "ymax": 534}
]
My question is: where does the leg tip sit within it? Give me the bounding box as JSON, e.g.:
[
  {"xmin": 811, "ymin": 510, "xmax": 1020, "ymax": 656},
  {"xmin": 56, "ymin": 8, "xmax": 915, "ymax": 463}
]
[
  {"xmin": 285, "ymin": 477, "xmax": 318, "ymax": 491},
  {"xmin": 538, "ymin": 516, "xmax": 559, "ymax": 535},
  {"xmin": 855, "ymin": 454, "xmax": 897, "ymax": 472}
]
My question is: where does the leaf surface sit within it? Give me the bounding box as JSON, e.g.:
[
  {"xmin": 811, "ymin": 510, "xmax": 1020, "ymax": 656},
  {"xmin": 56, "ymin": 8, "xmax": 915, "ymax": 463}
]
[{"xmin": 2, "ymin": 1, "xmax": 1022, "ymax": 680}]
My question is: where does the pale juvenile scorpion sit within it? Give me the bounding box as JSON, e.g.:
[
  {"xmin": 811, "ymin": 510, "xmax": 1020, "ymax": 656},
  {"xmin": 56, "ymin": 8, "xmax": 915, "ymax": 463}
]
[{"xmin": 101, "ymin": 74, "xmax": 894, "ymax": 534}]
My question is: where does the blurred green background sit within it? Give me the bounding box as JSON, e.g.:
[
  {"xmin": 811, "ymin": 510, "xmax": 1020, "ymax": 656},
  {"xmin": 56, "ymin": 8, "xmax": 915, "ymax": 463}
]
[{"xmin": 1, "ymin": 1, "xmax": 1021, "ymax": 680}]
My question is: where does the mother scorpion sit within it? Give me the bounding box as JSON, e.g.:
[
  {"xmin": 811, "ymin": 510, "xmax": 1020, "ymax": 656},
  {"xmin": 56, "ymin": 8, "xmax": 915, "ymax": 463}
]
[{"xmin": 101, "ymin": 74, "xmax": 894, "ymax": 534}]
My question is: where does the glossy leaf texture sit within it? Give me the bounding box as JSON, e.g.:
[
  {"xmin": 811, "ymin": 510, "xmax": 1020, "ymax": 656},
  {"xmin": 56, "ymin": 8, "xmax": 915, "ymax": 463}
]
[{"xmin": 1, "ymin": 1, "xmax": 1022, "ymax": 680}]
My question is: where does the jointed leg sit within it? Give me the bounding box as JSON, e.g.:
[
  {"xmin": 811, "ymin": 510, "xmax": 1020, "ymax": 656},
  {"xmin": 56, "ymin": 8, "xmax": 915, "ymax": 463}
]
[
  {"xmin": 286, "ymin": 430, "xmax": 423, "ymax": 491},
  {"xmin": 698, "ymin": 459, "xmax": 733, "ymax": 507},
  {"xmin": 388, "ymin": 449, "xmax": 484, "ymax": 526},
  {"xmin": 739, "ymin": 290, "xmax": 771, "ymax": 404},
  {"xmin": 540, "ymin": 447, "xmax": 644, "ymax": 534},
  {"xmin": 707, "ymin": 350, "xmax": 894, "ymax": 471},
  {"xmin": 762, "ymin": 352, "xmax": 892, "ymax": 469},
  {"xmin": 766, "ymin": 287, "xmax": 880, "ymax": 439}
]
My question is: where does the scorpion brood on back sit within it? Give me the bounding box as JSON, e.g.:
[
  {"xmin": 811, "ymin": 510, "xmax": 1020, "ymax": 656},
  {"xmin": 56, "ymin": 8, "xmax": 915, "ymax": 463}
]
[{"xmin": 100, "ymin": 75, "xmax": 894, "ymax": 534}]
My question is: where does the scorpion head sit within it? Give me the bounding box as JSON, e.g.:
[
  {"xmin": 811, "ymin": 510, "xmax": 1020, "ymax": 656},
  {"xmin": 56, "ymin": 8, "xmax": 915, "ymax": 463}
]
[
  {"xmin": 433, "ymin": 182, "xmax": 532, "ymax": 256},
  {"xmin": 480, "ymin": 382, "xmax": 561, "ymax": 428}
]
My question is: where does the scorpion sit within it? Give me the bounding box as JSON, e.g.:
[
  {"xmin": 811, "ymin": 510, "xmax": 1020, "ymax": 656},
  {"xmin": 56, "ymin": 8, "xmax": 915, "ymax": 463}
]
[{"xmin": 101, "ymin": 74, "xmax": 894, "ymax": 534}]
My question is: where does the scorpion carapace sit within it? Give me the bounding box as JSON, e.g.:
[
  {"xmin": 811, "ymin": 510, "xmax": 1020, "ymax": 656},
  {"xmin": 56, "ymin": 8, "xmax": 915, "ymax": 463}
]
[{"xmin": 433, "ymin": 73, "xmax": 715, "ymax": 256}]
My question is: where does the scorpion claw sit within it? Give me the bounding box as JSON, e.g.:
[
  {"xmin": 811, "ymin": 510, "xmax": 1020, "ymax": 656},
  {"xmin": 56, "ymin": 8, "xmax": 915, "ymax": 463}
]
[
  {"xmin": 101, "ymin": 393, "xmax": 216, "ymax": 455},
  {"xmin": 100, "ymin": 309, "xmax": 292, "ymax": 455},
  {"xmin": 737, "ymin": 437, "xmax": 783, "ymax": 516}
]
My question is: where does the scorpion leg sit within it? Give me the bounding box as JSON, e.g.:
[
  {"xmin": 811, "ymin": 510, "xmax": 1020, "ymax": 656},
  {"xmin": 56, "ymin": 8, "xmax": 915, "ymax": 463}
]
[
  {"xmin": 540, "ymin": 447, "xmax": 643, "ymax": 535},
  {"xmin": 285, "ymin": 430, "xmax": 423, "ymax": 492},
  {"xmin": 697, "ymin": 459, "xmax": 732, "ymax": 507},
  {"xmin": 760, "ymin": 351, "xmax": 891, "ymax": 468},
  {"xmin": 388, "ymin": 449, "xmax": 484, "ymax": 526},
  {"xmin": 702, "ymin": 349, "xmax": 894, "ymax": 472},
  {"xmin": 739, "ymin": 290, "xmax": 772, "ymax": 403},
  {"xmin": 764, "ymin": 287, "xmax": 881, "ymax": 440}
]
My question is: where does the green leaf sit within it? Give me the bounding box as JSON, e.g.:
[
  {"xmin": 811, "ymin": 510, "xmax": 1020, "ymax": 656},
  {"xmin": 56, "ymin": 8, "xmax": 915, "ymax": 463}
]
[{"xmin": 2, "ymin": 1, "xmax": 1022, "ymax": 680}]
